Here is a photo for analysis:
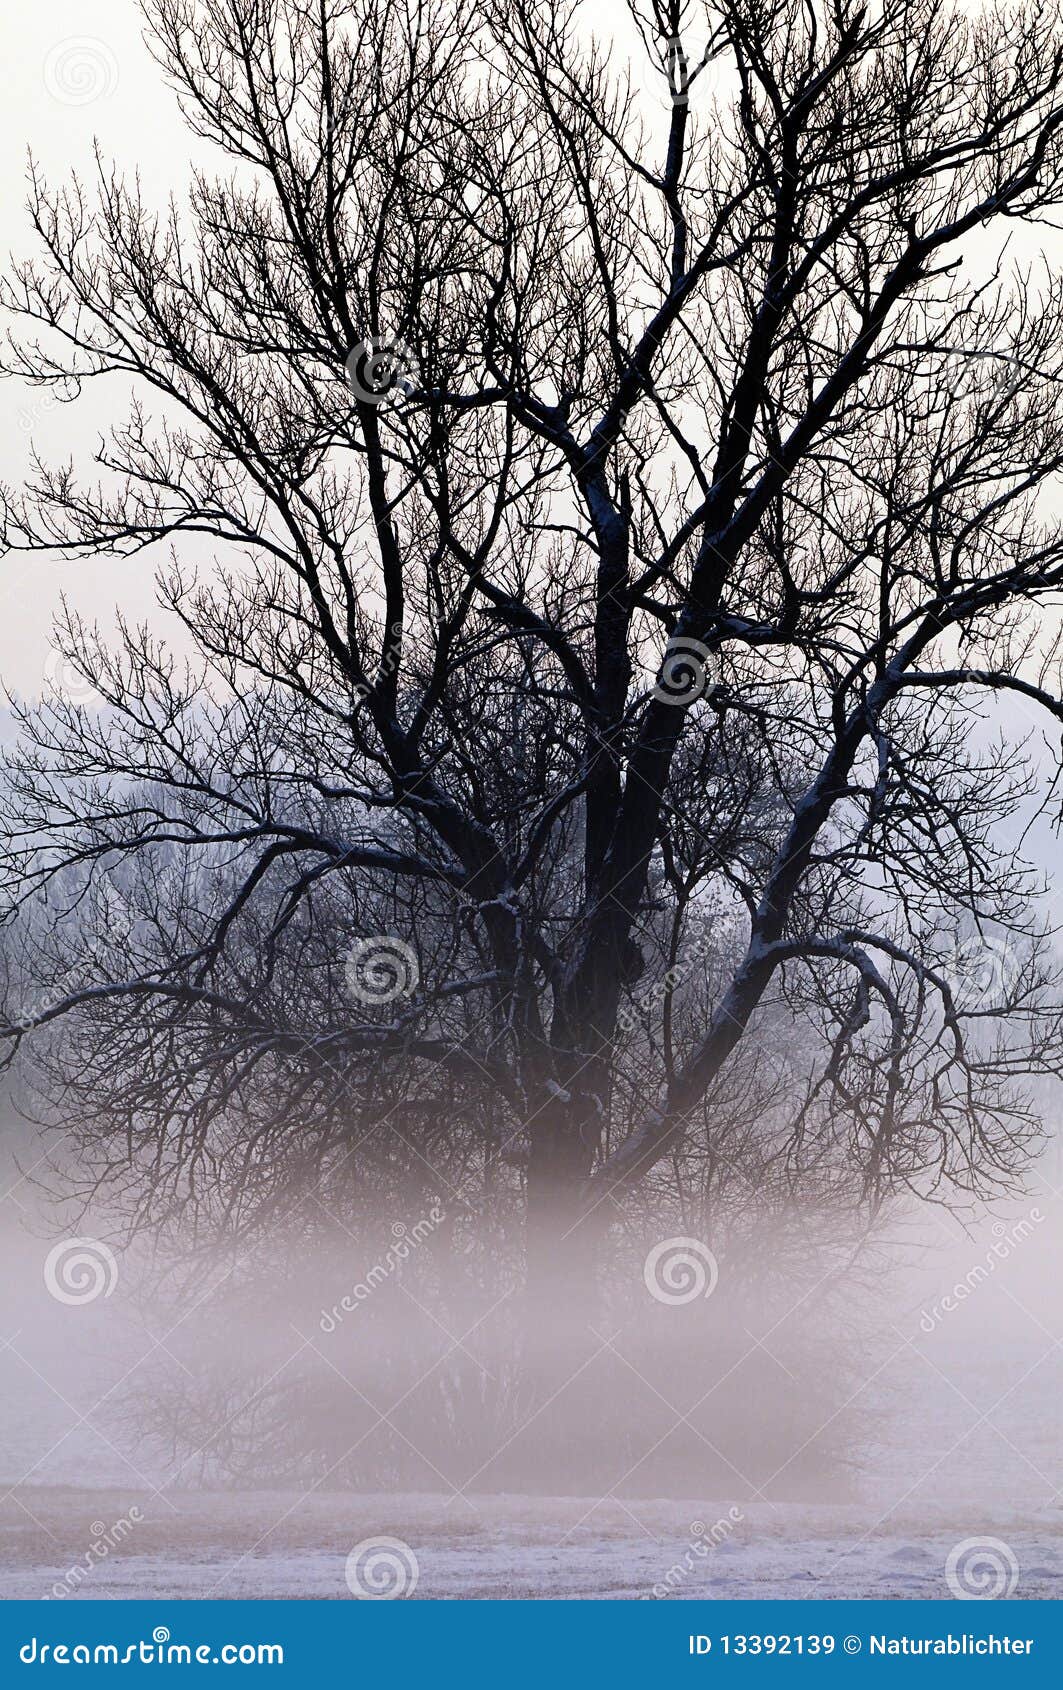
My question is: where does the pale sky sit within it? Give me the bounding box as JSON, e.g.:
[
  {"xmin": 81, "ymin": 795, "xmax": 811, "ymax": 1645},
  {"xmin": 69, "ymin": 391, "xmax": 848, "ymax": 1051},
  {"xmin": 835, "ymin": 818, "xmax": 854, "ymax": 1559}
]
[
  {"xmin": 0, "ymin": 0, "xmax": 1059, "ymax": 746},
  {"xmin": 0, "ymin": 1, "xmax": 194, "ymax": 700},
  {"xmin": 0, "ymin": 2, "xmax": 640, "ymax": 701}
]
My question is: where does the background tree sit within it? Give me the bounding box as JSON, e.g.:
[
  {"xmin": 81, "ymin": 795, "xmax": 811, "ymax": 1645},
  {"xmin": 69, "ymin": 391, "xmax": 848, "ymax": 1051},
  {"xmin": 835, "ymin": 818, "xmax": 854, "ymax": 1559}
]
[{"xmin": 3, "ymin": 0, "xmax": 1063, "ymax": 1336}]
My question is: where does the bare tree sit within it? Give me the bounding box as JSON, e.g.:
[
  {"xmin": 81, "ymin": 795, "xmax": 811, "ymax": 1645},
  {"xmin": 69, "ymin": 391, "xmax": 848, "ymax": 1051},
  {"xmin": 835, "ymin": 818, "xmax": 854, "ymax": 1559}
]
[{"xmin": 4, "ymin": 0, "xmax": 1063, "ymax": 1326}]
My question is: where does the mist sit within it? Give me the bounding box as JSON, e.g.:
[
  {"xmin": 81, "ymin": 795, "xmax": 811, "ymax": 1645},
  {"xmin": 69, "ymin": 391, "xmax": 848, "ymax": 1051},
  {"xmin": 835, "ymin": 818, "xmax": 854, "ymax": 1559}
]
[{"xmin": 1, "ymin": 1091, "xmax": 1060, "ymax": 1599}]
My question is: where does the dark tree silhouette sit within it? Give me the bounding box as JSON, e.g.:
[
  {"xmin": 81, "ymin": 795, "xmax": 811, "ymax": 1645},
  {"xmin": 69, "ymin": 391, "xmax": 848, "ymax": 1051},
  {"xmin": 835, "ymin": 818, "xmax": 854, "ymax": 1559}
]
[{"xmin": 4, "ymin": 0, "xmax": 1063, "ymax": 1318}]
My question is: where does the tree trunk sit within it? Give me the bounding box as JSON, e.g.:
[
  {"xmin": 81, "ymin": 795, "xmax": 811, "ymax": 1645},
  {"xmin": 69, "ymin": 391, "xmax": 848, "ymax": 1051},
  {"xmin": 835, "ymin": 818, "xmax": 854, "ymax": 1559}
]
[{"xmin": 515, "ymin": 1110, "xmax": 605, "ymax": 1487}]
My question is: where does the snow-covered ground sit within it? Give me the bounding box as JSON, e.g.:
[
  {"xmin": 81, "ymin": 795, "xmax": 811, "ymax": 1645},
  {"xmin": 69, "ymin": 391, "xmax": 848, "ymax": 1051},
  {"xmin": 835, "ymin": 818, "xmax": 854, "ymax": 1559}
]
[
  {"xmin": 2, "ymin": 1311, "xmax": 1061, "ymax": 1602},
  {"xmin": 1, "ymin": 1148, "xmax": 1060, "ymax": 1600},
  {"xmin": 1, "ymin": 1487, "xmax": 1062, "ymax": 1600}
]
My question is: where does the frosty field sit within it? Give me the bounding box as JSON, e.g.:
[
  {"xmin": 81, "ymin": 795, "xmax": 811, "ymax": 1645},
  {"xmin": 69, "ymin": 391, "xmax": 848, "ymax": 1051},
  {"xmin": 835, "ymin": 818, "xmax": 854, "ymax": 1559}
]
[{"xmin": 0, "ymin": 1487, "xmax": 1061, "ymax": 1601}]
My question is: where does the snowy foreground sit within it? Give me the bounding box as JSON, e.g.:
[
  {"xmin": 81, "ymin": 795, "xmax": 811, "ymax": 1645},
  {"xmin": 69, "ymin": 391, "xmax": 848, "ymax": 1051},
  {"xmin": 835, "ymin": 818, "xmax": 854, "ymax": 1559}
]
[
  {"xmin": 1, "ymin": 1489, "xmax": 1062, "ymax": 1601},
  {"xmin": 2, "ymin": 1180, "xmax": 1061, "ymax": 1601}
]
